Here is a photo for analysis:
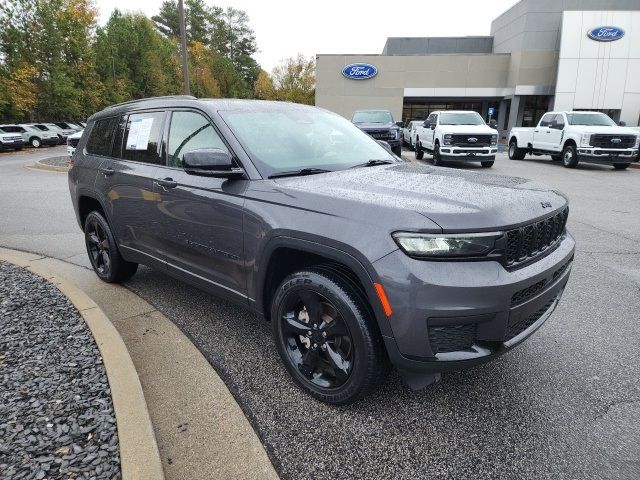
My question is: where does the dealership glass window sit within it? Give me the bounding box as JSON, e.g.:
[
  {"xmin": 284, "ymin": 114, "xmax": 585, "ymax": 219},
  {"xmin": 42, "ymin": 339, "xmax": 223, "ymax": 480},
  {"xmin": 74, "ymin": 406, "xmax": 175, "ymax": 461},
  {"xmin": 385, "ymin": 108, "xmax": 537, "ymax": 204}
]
[
  {"xmin": 121, "ymin": 111, "xmax": 165, "ymax": 164},
  {"xmin": 167, "ymin": 111, "xmax": 228, "ymax": 168},
  {"xmin": 86, "ymin": 117, "xmax": 118, "ymax": 156},
  {"xmin": 522, "ymin": 96, "xmax": 551, "ymax": 127},
  {"xmin": 402, "ymin": 101, "xmax": 484, "ymax": 124}
]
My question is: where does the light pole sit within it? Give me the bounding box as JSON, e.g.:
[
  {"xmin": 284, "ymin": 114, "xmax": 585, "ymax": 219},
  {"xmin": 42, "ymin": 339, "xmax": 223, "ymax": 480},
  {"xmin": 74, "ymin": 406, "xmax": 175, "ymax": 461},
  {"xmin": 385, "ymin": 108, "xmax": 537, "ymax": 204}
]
[{"xmin": 178, "ymin": 0, "xmax": 190, "ymax": 95}]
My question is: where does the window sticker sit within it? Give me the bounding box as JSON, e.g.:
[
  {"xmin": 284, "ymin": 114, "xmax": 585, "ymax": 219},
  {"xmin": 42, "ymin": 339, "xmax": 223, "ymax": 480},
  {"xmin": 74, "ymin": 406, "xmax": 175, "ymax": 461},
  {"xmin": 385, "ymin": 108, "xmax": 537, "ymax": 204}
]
[{"xmin": 126, "ymin": 117, "xmax": 154, "ymax": 150}]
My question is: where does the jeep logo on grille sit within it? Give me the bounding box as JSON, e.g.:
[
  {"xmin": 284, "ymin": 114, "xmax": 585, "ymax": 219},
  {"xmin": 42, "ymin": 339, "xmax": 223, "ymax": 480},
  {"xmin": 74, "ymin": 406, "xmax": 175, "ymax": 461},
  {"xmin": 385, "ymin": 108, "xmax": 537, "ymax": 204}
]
[
  {"xmin": 611, "ymin": 138, "xmax": 622, "ymax": 143},
  {"xmin": 467, "ymin": 137, "xmax": 478, "ymax": 143}
]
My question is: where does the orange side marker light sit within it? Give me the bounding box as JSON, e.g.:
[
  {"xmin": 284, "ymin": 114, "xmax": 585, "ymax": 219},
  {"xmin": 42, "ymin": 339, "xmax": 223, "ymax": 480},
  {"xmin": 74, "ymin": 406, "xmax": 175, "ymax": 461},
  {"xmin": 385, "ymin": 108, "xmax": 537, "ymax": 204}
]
[{"xmin": 373, "ymin": 282, "xmax": 393, "ymax": 317}]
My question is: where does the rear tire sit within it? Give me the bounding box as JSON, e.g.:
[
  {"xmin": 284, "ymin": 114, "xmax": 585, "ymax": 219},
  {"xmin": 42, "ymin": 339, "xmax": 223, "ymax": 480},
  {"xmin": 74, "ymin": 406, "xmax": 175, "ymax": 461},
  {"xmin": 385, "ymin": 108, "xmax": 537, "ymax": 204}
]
[
  {"xmin": 508, "ymin": 140, "xmax": 526, "ymax": 160},
  {"xmin": 613, "ymin": 163, "xmax": 630, "ymax": 170},
  {"xmin": 481, "ymin": 161, "xmax": 494, "ymax": 168},
  {"xmin": 271, "ymin": 269, "xmax": 387, "ymax": 405},
  {"xmin": 561, "ymin": 144, "xmax": 579, "ymax": 168},
  {"xmin": 84, "ymin": 211, "xmax": 138, "ymax": 283},
  {"xmin": 415, "ymin": 139, "xmax": 424, "ymax": 160}
]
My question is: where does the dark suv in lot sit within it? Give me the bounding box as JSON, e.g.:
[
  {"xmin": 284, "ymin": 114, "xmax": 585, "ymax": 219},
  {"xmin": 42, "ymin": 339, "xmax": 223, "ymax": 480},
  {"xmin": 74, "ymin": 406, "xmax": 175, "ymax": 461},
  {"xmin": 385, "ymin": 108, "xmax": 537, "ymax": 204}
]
[
  {"xmin": 69, "ymin": 96, "xmax": 575, "ymax": 404},
  {"xmin": 351, "ymin": 109, "xmax": 403, "ymax": 156}
]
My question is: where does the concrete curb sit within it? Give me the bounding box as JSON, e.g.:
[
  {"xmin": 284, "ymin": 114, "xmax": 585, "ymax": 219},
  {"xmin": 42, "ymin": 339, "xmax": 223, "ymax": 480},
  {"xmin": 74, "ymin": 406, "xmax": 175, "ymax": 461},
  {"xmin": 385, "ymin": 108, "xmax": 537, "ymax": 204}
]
[
  {"xmin": 0, "ymin": 250, "xmax": 165, "ymax": 480},
  {"xmin": 33, "ymin": 157, "xmax": 70, "ymax": 172}
]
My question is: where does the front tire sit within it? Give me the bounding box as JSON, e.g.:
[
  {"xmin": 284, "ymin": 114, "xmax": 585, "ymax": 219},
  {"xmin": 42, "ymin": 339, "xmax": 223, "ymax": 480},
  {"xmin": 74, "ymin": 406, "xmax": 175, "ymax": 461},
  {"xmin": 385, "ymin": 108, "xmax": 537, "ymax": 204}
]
[
  {"xmin": 613, "ymin": 163, "xmax": 630, "ymax": 170},
  {"xmin": 392, "ymin": 145, "xmax": 402, "ymax": 157},
  {"xmin": 415, "ymin": 139, "xmax": 424, "ymax": 160},
  {"xmin": 29, "ymin": 137, "xmax": 41, "ymax": 148},
  {"xmin": 84, "ymin": 211, "xmax": 138, "ymax": 283},
  {"xmin": 561, "ymin": 144, "xmax": 579, "ymax": 168},
  {"xmin": 432, "ymin": 141, "xmax": 442, "ymax": 166},
  {"xmin": 271, "ymin": 269, "xmax": 387, "ymax": 405}
]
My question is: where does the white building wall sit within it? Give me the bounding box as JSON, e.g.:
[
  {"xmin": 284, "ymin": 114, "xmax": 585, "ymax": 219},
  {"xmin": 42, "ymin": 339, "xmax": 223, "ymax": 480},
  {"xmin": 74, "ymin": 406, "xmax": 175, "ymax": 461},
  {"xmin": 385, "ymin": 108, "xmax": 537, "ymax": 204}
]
[{"xmin": 555, "ymin": 10, "xmax": 640, "ymax": 125}]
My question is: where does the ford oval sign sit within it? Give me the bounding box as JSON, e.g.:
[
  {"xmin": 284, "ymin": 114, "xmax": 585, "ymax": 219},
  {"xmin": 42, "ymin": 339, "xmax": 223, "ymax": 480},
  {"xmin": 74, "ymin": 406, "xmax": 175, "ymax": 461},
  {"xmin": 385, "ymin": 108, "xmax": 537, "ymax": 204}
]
[
  {"xmin": 587, "ymin": 26, "xmax": 625, "ymax": 42},
  {"xmin": 342, "ymin": 63, "xmax": 378, "ymax": 80}
]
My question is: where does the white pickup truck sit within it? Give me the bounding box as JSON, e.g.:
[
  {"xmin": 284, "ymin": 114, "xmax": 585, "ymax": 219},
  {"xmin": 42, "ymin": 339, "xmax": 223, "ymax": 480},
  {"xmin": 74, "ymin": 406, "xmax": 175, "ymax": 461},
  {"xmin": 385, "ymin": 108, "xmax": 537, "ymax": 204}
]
[
  {"xmin": 508, "ymin": 111, "xmax": 639, "ymax": 170},
  {"xmin": 414, "ymin": 110, "xmax": 498, "ymax": 168}
]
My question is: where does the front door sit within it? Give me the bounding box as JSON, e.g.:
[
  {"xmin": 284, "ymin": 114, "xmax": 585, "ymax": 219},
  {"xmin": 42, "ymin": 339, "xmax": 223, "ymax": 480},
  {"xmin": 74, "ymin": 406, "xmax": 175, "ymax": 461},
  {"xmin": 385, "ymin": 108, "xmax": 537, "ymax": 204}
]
[
  {"xmin": 546, "ymin": 114, "xmax": 565, "ymax": 152},
  {"xmin": 152, "ymin": 109, "xmax": 247, "ymax": 299},
  {"xmin": 533, "ymin": 113, "xmax": 554, "ymax": 150}
]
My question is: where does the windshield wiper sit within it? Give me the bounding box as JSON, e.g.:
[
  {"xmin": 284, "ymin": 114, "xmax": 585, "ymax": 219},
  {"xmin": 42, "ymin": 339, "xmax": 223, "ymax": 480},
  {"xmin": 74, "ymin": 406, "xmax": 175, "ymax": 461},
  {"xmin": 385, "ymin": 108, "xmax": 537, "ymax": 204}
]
[
  {"xmin": 349, "ymin": 159, "xmax": 395, "ymax": 169},
  {"xmin": 268, "ymin": 168, "xmax": 332, "ymax": 179}
]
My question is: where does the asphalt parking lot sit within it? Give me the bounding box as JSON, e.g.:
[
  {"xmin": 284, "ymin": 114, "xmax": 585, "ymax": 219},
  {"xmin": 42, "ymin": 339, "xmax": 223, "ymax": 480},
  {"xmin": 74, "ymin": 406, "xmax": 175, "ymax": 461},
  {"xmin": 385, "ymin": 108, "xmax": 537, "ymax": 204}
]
[{"xmin": 1, "ymin": 146, "xmax": 639, "ymax": 479}]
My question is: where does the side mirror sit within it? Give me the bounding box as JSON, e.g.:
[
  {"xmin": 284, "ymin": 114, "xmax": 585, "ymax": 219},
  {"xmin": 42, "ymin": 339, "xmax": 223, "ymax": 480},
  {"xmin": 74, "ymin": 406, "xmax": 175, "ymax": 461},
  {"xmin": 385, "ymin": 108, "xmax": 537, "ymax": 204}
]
[
  {"xmin": 423, "ymin": 120, "xmax": 429, "ymax": 128},
  {"xmin": 430, "ymin": 122, "xmax": 436, "ymax": 130},
  {"xmin": 377, "ymin": 139, "xmax": 392, "ymax": 153},
  {"xmin": 489, "ymin": 119, "xmax": 498, "ymax": 129},
  {"xmin": 182, "ymin": 148, "xmax": 244, "ymax": 178},
  {"xmin": 618, "ymin": 120, "xmax": 626, "ymax": 126},
  {"xmin": 396, "ymin": 121, "xmax": 405, "ymax": 128}
]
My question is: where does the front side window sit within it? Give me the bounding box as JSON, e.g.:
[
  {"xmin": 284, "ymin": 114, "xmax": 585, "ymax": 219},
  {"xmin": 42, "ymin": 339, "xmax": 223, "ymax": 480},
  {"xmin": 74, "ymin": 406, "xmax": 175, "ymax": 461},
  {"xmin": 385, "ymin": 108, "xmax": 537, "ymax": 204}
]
[
  {"xmin": 552, "ymin": 114, "xmax": 565, "ymax": 129},
  {"xmin": 167, "ymin": 111, "xmax": 228, "ymax": 168},
  {"xmin": 439, "ymin": 112, "xmax": 484, "ymax": 126},
  {"xmin": 539, "ymin": 114, "xmax": 554, "ymax": 127},
  {"xmin": 122, "ymin": 111, "xmax": 165, "ymax": 164},
  {"xmin": 220, "ymin": 105, "xmax": 396, "ymax": 178},
  {"xmin": 86, "ymin": 117, "xmax": 118, "ymax": 156}
]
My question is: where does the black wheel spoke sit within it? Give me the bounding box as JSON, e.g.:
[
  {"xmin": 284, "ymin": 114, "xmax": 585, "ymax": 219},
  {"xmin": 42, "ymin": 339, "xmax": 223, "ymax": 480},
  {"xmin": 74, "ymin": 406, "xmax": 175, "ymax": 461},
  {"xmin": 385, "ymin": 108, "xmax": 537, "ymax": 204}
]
[
  {"xmin": 101, "ymin": 251, "xmax": 110, "ymax": 271},
  {"xmin": 88, "ymin": 233, "xmax": 100, "ymax": 246},
  {"xmin": 324, "ymin": 344, "xmax": 350, "ymax": 382},
  {"xmin": 299, "ymin": 347, "xmax": 320, "ymax": 379},
  {"xmin": 298, "ymin": 290, "xmax": 321, "ymax": 324},
  {"xmin": 282, "ymin": 312, "xmax": 310, "ymax": 336}
]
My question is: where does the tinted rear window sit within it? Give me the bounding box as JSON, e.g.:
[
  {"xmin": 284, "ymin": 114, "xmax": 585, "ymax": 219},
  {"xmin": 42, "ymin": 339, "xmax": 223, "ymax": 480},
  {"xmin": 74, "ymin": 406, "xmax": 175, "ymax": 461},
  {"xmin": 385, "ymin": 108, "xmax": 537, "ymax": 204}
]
[{"xmin": 86, "ymin": 118, "xmax": 118, "ymax": 156}]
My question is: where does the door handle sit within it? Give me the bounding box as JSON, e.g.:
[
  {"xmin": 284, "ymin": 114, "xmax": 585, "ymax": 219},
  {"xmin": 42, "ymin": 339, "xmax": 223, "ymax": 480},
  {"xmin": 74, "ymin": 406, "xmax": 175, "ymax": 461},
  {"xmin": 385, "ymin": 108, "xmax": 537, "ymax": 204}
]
[
  {"xmin": 534, "ymin": 130, "xmax": 539, "ymax": 133},
  {"xmin": 155, "ymin": 177, "xmax": 178, "ymax": 189},
  {"xmin": 99, "ymin": 167, "xmax": 115, "ymax": 176}
]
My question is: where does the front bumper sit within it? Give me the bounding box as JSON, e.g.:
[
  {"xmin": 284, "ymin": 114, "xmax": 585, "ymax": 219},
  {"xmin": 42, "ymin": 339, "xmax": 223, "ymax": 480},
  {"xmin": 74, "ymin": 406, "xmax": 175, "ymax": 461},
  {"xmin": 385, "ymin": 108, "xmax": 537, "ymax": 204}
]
[
  {"xmin": 439, "ymin": 146, "xmax": 498, "ymax": 161},
  {"xmin": 374, "ymin": 231, "xmax": 575, "ymax": 374},
  {"xmin": 0, "ymin": 140, "xmax": 25, "ymax": 150},
  {"xmin": 577, "ymin": 148, "xmax": 638, "ymax": 164}
]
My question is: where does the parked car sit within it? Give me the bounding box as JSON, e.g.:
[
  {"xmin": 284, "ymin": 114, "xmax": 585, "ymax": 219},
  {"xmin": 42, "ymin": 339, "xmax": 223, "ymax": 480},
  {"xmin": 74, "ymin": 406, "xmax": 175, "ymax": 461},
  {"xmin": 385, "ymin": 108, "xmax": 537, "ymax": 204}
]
[
  {"xmin": 55, "ymin": 121, "xmax": 83, "ymax": 132},
  {"xmin": 32, "ymin": 123, "xmax": 76, "ymax": 144},
  {"xmin": 67, "ymin": 129, "xmax": 83, "ymax": 157},
  {"xmin": 402, "ymin": 120, "xmax": 422, "ymax": 149},
  {"xmin": 351, "ymin": 109, "xmax": 402, "ymax": 156},
  {"xmin": 69, "ymin": 97, "xmax": 575, "ymax": 404},
  {"xmin": 0, "ymin": 131, "xmax": 25, "ymax": 151},
  {"xmin": 508, "ymin": 111, "xmax": 639, "ymax": 170},
  {"xmin": 414, "ymin": 111, "xmax": 498, "ymax": 167},
  {"xmin": 0, "ymin": 124, "xmax": 59, "ymax": 148}
]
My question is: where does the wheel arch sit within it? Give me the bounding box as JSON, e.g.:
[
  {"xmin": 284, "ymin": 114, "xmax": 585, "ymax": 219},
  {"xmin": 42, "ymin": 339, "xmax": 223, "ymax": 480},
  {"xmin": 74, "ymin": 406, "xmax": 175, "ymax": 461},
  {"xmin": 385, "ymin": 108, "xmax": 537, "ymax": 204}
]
[
  {"xmin": 77, "ymin": 193, "xmax": 107, "ymax": 228},
  {"xmin": 562, "ymin": 138, "xmax": 577, "ymax": 150},
  {"xmin": 255, "ymin": 237, "xmax": 393, "ymax": 337}
]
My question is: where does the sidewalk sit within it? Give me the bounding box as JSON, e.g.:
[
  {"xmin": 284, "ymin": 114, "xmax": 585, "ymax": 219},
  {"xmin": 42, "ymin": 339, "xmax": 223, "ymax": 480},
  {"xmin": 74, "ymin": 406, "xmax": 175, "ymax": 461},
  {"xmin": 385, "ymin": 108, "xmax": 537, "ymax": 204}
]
[{"xmin": 0, "ymin": 248, "xmax": 278, "ymax": 480}]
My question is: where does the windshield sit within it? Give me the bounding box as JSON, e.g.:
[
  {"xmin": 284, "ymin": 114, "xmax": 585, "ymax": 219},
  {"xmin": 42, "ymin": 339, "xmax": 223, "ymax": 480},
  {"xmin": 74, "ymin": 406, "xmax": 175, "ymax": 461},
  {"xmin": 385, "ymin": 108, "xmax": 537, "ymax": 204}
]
[
  {"xmin": 220, "ymin": 107, "xmax": 396, "ymax": 178},
  {"xmin": 352, "ymin": 111, "xmax": 393, "ymax": 124},
  {"xmin": 566, "ymin": 113, "xmax": 616, "ymax": 126},
  {"xmin": 439, "ymin": 112, "xmax": 484, "ymax": 125}
]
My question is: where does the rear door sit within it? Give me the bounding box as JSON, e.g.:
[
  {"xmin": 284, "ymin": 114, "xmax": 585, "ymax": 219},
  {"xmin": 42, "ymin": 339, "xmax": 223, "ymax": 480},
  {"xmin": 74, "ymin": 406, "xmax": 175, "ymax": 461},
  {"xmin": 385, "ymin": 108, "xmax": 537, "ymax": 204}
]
[
  {"xmin": 533, "ymin": 113, "xmax": 554, "ymax": 150},
  {"xmin": 106, "ymin": 111, "xmax": 166, "ymax": 261},
  {"xmin": 151, "ymin": 109, "xmax": 247, "ymax": 299}
]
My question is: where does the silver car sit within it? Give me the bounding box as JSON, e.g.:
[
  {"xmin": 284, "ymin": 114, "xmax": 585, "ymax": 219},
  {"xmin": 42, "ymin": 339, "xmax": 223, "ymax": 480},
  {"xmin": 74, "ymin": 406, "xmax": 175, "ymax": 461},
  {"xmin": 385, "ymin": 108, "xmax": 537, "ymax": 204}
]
[{"xmin": 0, "ymin": 124, "xmax": 59, "ymax": 148}]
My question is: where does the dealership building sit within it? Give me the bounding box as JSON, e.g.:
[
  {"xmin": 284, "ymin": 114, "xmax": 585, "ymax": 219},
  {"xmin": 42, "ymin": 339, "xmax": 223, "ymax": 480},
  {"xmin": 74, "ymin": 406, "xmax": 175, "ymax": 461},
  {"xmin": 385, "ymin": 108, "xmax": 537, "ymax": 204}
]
[{"xmin": 315, "ymin": 0, "xmax": 640, "ymax": 135}]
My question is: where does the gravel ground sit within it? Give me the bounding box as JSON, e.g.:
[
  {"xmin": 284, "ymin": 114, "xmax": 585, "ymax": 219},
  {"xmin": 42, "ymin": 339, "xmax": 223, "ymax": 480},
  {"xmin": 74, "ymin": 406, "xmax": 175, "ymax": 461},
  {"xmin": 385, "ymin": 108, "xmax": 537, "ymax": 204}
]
[{"xmin": 0, "ymin": 262, "xmax": 120, "ymax": 480}]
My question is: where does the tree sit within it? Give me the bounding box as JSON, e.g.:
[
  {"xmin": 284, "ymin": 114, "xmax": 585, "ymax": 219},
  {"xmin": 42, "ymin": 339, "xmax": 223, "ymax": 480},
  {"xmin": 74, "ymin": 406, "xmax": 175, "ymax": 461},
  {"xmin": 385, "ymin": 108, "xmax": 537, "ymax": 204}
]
[
  {"xmin": 271, "ymin": 54, "xmax": 315, "ymax": 105},
  {"xmin": 0, "ymin": 63, "xmax": 38, "ymax": 120},
  {"xmin": 189, "ymin": 41, "xmax": 221, "ymax": 98},
  {"xmin": 152, "ymin": 0, "xmax": 213, "ymax": 45},
  {"xmin": 253, "ymin": 70, "xmax": 275, "ymax": 100}
]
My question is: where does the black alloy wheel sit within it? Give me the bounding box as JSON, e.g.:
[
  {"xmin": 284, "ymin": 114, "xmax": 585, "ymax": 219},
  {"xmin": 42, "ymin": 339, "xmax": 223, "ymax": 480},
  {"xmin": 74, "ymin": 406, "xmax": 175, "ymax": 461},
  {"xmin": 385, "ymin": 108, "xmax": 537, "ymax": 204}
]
[
  {"xmin": 271, "ymin": 270, "xmax": 387, "ymax": 404},
  {"xmin": 84, "ymin": 211, "xmax": 138, "ymax": 283}
]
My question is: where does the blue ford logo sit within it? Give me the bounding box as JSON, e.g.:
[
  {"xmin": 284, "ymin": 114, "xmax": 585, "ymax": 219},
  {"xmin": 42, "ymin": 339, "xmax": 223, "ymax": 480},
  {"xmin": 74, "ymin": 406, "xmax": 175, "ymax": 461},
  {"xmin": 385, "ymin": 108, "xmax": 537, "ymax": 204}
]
[
  {"xmin": 587, "ymin": 26, "xmax": 625, "ymax": 42},
  {"xmin": 342, "ymin": 63, "xmax": 378, "ymax": 80}
]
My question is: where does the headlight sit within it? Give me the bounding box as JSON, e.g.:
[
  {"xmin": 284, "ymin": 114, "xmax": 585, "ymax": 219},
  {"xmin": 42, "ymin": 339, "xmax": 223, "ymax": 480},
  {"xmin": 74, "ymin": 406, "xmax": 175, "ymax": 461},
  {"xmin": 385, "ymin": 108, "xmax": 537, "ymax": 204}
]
[
  {"xmin": 393, "ymin": 129, "xmax": 400, "ymax": 140},
  {"xmin": 392, "ymin": 232, "xmax": 502, "ymax": 258},
  {"xmin": 443, "ymin": 134, "xmax": 452, "ymax": 145},
  {"xmin": 491, "ymin": 134, "xmax": 498, "ymax": 146},
  {"xmin": 634, "ymin": 136, "xmax": 639, "ymax": 149},
  {"xmin": 581, "ymin": 133, "xmax": 592, "ymax": 147}
]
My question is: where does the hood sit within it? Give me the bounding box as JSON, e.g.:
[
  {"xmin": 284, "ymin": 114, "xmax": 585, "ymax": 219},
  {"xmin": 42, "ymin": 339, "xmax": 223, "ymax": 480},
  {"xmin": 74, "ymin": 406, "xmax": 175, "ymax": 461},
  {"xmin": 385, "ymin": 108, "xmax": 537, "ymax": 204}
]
[
  {"xmin": 354, "ymin": 122, "xmax": 398, "ymax": 131},
  {"xmin": 274, "ymin": 163, "xmax": 568, "ymax": 231},
  {"xmin": 577, "ymin": 125, "xmax": 639, "ymax": 135},
  {"xmin": 438, "ymin": 124, "xmax": 496, "ymax": 134}
]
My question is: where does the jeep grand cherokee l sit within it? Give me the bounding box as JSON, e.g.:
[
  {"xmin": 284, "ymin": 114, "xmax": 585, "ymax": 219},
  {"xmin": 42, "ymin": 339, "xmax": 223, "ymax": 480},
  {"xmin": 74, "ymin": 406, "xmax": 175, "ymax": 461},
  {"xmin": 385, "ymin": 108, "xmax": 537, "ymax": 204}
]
[{"xmin": 69, "ymin": 96, "xmax": 575, "ymax": 404}]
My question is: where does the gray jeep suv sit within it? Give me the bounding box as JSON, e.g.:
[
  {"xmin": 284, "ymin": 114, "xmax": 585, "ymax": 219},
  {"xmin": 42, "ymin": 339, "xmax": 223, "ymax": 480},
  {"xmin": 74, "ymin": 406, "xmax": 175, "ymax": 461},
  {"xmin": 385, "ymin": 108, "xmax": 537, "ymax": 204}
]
[{"xmin": 69, "ymin": 96, "xmax": 575, "ymax": 404}]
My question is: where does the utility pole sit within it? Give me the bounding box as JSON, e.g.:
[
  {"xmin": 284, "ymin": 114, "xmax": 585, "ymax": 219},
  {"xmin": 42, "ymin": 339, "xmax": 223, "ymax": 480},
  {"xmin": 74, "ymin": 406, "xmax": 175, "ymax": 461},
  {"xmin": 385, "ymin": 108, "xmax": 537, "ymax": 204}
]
[{"xmin": 178, "ymin": 0, "xmax": 190, "ymax": 95}]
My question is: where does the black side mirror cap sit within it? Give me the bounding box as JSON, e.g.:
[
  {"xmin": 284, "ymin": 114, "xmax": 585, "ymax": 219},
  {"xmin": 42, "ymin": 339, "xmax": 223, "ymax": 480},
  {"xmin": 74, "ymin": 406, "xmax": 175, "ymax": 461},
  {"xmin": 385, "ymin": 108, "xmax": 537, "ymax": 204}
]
[
  {"xmin": 396, "ymin": 121, "xmax": 405, "ymax": 128},
  {"xmin": 430, "ymin": 123, "xmax": 436, "ymax": 130},
  {"xmin": 618, "ymin": 120, "xmax": 626, "ymax": 126},
  {"xmin": 489, "ymin": 119, "xmax": 498, "ymax": 129},
  {"xmin": 183, "ymin": 148, "xmax": 244, "ymax": 178}
]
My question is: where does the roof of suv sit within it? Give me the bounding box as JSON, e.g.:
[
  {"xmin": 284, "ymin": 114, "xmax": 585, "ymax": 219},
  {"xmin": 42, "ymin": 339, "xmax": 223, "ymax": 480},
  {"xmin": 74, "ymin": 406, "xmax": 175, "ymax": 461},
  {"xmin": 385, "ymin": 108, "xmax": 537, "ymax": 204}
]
[{"xmin": 90, "ymin": 96, "xmax": 311, "ymax": 122}]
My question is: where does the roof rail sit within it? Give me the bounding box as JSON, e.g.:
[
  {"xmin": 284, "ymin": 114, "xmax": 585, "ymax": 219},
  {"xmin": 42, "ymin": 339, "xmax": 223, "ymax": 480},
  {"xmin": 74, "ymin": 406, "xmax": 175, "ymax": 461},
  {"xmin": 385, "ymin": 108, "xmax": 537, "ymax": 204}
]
[{"xmin": 104, "ymin": 95, "xmax": 197, "ymax": 109}]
